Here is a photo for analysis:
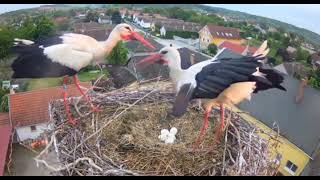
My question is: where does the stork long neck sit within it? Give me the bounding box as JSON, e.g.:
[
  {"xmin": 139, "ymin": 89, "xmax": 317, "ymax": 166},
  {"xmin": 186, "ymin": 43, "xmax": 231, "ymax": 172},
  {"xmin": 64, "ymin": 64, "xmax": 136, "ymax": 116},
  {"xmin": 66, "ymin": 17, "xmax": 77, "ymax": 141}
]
[
  {"xmin": 101, "ymin": 33, "xmax": 121, "ymax": 56},
  {"xmin": 168, "ymin": 58, "xmax": 185, "ymax": 84}
]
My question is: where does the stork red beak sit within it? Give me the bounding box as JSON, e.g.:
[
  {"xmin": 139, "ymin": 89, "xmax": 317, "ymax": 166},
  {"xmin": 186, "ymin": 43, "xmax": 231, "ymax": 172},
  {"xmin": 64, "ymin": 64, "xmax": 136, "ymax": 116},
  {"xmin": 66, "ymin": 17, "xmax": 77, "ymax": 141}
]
[
  {"xmin": 136, "ymin": 53, "xmax": 168, "ymax": 69},
  {"xmin": 127, "ymin": 31, "xmax": 156, "ymax": 50}
]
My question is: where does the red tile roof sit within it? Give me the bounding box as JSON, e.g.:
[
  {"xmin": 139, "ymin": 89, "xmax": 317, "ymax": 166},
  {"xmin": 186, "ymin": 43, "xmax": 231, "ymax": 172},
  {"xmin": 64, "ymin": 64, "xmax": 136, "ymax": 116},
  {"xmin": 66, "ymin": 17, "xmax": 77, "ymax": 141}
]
[
  {"xmin": 207, "ymin": 24, "xmax": 241, "ymax": 39},
  {"xmin": 0, "ymin": 113, "xmax": 10, "ymax": 127},
  {"xmin": 0, "ymin": 124, "xmax": 12, "ymax": 176},
  {"xmin": 9, "ymin": 82, "xmax": 92, "ymax": 127},
  {"xmin": 218, "ymin": 41, "xmax": 258, "ymax": 55}
]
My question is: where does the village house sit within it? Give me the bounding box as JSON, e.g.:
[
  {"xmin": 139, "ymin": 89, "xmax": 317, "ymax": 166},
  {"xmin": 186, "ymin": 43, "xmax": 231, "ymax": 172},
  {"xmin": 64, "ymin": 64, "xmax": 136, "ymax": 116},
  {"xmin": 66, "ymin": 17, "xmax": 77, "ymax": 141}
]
[
  {"xmin": 311, "ymin": 53, "xmax": 320, "ymax": 70},
  {"xmin": 8, "ymin": 83, "xmax": 91, "ymax": 142},
  {"xmin": 75, "ymin": 11, "xmax": 87, "ymax": 19},
  {"xmin": 73, "ymin": 22, "xmax": 114, "ymax": 41},
  {"xmin": 98, "ymin": 16, "xmax": 112, "ymax": 24},
  {"xmin": 52, "ymin": 17, "xmax": 69, "ymax": 26},
  {"xmin": 199, "ymin": 24, "xmax": 244, "ymax": 50},
  {"xmin": 286, "ymin": 46, "xmax": 298, "ymax": 61},
  {"xmin": 134, "ymin": 15, "xmax": 201, "ymax": 33}
]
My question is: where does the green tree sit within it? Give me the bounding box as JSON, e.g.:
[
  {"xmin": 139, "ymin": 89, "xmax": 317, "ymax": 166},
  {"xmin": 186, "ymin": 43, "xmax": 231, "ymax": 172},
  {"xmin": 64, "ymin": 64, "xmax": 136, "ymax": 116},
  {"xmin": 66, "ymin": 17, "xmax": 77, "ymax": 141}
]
[
  {"xmin": 106, "ymin": 42, "xmax": 129, "ymax": 65},
  {"xmin": 0, "ymin": 88, "xmax": 9, "ymax": 113},
  {"xmin": 208, "ymin": 44, "xmax": 217, "ymax": 55},
  {"xmin": 296, "ymin": 48, "xmax": 310, "ymax": 63},
  {"xmin": 85, "ymin": 11, "xmax": 99, "ymax": 22},
  {"xmin": 111, "ymin": 10, "xmax": 122, "ymax": 25},
  {"xmin": 0, "ymin": 26, "xmax": 14, "ymax": 59}
]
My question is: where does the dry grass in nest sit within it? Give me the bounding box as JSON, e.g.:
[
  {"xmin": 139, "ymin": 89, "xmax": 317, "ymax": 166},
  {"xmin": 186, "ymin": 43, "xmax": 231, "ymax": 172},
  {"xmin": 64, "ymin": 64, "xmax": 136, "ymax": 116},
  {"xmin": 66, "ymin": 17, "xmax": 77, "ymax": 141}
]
[{"xmin": 33, "ymin": 80, "xmax": 279, "ymax": 176}]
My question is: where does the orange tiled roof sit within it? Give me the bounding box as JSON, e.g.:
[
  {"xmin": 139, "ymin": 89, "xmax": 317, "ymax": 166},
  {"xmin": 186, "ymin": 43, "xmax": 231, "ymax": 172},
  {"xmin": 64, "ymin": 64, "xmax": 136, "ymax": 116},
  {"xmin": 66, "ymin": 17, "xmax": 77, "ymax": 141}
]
[
  {"xmin": 0, "ymin": 113, "xmax": 9, "ymax": 127},
  {"xmin": 219, "ymin": 41, "xmax": 258, "ymax": 55},
  {"xmin": 9, "ymin": 82, "xmax": 92, "ymax": 127}
]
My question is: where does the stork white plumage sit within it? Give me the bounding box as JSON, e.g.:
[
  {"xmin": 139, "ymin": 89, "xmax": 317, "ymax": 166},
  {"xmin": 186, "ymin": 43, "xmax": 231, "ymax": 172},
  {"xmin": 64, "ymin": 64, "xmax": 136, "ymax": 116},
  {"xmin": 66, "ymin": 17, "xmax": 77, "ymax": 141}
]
[
  {"xmin": 137, "ymin": 41, "xmax": 286, "ymax": 149},
  {"xmin": 11, "ymin": 23, "xmax": 155, "ymax": 125}
]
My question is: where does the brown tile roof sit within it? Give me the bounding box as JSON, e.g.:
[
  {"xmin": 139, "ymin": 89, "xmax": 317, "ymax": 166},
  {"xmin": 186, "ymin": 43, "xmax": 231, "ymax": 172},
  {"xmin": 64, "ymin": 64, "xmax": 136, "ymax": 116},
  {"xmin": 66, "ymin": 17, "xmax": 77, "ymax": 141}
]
[
  {"xmin": 73, "ymin": 22, "xmax": 104, "ymax": 32},
  {"xmin": 206, "ymin": 24, "xmax": 241, "ymax": 39},
  {"xmin": 73, "ymin": 23, "xmax": 115, "ymax": 41},
  {"xmin": 311, "ymin": 53, "xmax": 320, "ymax": 61},
  {"xmin": 9, "ymin": 82, "xmax": 92, "ymax": 127},
  {"xmin": 0, "ymin": 113, "xmax": 9, "ymax": 127},
  {"xmin": 83, "ymin": 29, "xmax": 109, "ymax": 41}
]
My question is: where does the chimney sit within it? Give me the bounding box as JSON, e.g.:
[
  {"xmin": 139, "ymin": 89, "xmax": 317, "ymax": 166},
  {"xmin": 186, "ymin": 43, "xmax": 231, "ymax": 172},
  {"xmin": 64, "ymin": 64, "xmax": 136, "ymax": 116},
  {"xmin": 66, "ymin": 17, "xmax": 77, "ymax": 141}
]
[
  {"xmin": 10, "ymin": 88, "xmax": 15, "ymax": 94},
  {"xmin": 295, "ymin": 78, "xmax": 308, "ymax": 104},
  {"xmin": 190, "ymin": 53, "xmax": 196, "ymax": 65}
]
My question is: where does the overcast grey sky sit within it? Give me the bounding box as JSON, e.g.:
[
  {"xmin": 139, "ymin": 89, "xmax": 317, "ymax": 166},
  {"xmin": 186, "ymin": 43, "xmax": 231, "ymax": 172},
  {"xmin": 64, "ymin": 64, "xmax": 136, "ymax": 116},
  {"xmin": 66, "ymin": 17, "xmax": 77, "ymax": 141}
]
[{"xmin": 1, "ymin": 4, "xmax": 319, "ymax": 35}]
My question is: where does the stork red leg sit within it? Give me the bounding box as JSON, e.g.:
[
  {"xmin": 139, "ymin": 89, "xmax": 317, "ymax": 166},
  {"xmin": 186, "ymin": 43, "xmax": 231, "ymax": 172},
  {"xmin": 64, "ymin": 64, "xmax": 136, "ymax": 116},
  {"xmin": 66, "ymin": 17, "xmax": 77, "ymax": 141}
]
[
  {"xmin": 193, "ymin": 106, "xmax": 212, "ymax": 150},
  {"xmin": 214, "ymin": 104, "xmax": 225, "ymax": 144},
  {"xmin": 73, "ymin": 75, "xmax": 101, "ymax": 112},
  {"xmin": 63, "ymin": 77, "xmax": 77, "ymax": 125}
]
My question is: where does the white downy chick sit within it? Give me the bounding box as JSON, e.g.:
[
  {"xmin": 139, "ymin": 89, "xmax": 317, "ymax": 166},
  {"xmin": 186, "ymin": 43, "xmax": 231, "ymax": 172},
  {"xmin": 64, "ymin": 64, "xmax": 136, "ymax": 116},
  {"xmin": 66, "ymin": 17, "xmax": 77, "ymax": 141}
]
[
  {"xmin": 159, "ymin": 129, "xmax": 170, "ymax": 142},
  {"xmin": 158, "ymin": 134, "xmax": 168, "ymax": 141},
  {"xmin": 161, "ymin": 129, "xmax": 169, "ymax": 136},
  {"xmin": 165, "ymin": 133, "xmax": 176, "ymax": 144},
  {"xmin": 169, "ymin": 127, "xmax": 177, "ymax": 136}
]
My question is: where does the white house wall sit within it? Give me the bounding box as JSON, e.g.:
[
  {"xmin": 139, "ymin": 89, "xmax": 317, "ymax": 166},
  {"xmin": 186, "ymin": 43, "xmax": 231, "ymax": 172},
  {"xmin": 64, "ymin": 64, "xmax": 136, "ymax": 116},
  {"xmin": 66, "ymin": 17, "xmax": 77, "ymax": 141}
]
[{"xmin": 16, "ymin": 123, "xmax": 49, "ymax": 141}]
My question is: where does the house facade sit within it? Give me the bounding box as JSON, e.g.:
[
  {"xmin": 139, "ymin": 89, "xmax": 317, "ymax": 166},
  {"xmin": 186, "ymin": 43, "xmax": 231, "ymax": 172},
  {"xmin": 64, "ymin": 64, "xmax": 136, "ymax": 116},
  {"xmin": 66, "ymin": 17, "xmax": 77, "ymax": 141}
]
[
  {"xmin": 311, "ymin": 53, "xmax": 320, "ymax": 70},
  {"xmin": 199, "ymin": 24, "xmax": 244, "ymax": 50}
]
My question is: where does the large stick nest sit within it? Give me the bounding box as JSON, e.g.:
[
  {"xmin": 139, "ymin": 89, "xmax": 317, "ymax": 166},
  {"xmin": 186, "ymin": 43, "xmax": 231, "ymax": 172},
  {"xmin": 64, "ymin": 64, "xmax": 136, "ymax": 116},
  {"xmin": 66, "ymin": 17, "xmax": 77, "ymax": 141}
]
[{"xmin": 34, "ymin": 79, "xmax": 279, "ymax": 176}]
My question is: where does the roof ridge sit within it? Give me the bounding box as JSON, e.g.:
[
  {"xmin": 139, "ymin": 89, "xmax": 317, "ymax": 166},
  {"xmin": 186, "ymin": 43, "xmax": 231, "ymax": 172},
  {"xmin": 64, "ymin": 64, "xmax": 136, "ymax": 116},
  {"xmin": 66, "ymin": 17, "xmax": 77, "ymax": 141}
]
[{"xmin": 9, "ymin": 82, "xmax": 91, "ymax": 96}]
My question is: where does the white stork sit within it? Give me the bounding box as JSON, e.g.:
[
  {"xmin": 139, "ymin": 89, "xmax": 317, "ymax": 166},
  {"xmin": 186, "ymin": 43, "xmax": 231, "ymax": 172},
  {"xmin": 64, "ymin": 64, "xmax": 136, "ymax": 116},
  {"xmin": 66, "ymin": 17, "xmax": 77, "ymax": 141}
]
[
  {"xmin": 137, "ymin": 41, "xmax": 286, "ymax": 149},
  {"xmin": 10, "ymin": 23, "xmax": 155, "ymax": 125}
]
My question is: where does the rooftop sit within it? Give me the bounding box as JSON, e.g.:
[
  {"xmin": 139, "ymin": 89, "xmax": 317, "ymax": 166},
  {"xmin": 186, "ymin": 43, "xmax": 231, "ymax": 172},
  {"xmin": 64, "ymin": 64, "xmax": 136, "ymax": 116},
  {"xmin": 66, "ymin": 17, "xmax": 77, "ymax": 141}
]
[
  {"xmin": 0, "ymin": 113, "xmax": 10, "ymax": 127},
  {"xmin": 0, "ymin": 124, "xmax": 12, "ymax": 176},
  {"xmin": 9, "ymin": 82, "xmax": 91, "ymax": 127},
  {"xmin": 206, "ymin": 24, "xmax": 241, "ymax": 39},
  {"xmin": 218, "ymin": 41, "xmax": 258, "ymax": 55},
  {"xmin": 239, "ymin": 75, "xmax": 320, "ymax": 158}
]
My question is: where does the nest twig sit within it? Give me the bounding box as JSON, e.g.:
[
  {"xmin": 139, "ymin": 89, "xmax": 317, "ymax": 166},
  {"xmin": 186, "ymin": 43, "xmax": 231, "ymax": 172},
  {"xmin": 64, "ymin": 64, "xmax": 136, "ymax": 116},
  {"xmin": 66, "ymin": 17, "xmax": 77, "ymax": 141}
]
[{"xmin": 32, "ymin": 77, "xmax": 279, "ymax": 176}]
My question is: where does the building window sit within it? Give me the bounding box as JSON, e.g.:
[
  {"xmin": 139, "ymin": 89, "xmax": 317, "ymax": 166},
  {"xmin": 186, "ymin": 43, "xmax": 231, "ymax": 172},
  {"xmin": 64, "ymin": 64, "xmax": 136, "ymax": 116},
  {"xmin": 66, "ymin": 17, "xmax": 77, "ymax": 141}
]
[
  {"xmin": 202, "ymin": 38, "xmax": 205, "ymax": 42},
  {"xmin": 284, "ymin": 160, "xmax": 298, "ymax": 175},
  {"xmin": 216, "ymin": 32, "xmax": 219, "ymax": 36},
  {"xmin": 229, "ymin": 33, "xmax": 233, "ymax": 37},
  {"xmin": 30, "ymin": 126, "xmax": 37, "ymax": 132},
  {"xmin": 207, "ymin": 39, "xmax": 209, "ymax": 43},
  {"xmin": 221, "ymin": 32, "xmax": 225, "ymax": 36}
]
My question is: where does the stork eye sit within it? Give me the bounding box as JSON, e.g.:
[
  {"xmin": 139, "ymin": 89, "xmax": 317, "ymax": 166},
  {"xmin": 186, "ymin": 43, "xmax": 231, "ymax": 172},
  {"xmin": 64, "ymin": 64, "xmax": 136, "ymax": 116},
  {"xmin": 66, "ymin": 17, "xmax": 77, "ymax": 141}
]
[
  {"xmin": 161, "ymin": 51, "xmax": 168, "ymax": 54},
  {"xmin": 125, "ymin": 27, "xmax": 131, "ymax": 31}
]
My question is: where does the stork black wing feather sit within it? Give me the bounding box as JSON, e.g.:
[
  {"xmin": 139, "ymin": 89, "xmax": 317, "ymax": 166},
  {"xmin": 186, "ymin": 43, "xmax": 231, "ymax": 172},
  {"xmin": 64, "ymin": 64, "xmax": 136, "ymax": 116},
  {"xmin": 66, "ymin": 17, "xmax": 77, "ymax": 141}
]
[
  {"xmin": 171, "ymin": 83, "xmax": 194, "ymax": 117},
  {"xmin": 193, "ymin": 56, "xmax": 285, "ymax": 99}
]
